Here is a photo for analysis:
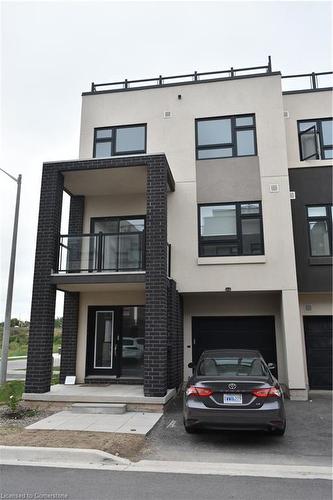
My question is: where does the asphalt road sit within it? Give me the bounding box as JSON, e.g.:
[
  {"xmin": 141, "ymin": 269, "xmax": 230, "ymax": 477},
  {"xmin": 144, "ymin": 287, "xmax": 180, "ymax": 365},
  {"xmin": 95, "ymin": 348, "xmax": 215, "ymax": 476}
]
[
  {"xmin": 5, "ymin": 354, "xmax": 60, "ymax": 381},
  {"xmin": 1, "ymin": 465, "xmax": 331, "ymax": 500},
  {"xmin": 144, "ymin": 391, "xmax": 332, "ymax": 466}
]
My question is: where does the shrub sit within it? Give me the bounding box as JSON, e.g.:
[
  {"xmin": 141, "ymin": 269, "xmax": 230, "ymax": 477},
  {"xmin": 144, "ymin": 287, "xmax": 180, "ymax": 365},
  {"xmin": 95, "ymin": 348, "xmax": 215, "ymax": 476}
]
[{"xmin": 0, "ymin": 380, "xmax": 24, "ymax": 413}]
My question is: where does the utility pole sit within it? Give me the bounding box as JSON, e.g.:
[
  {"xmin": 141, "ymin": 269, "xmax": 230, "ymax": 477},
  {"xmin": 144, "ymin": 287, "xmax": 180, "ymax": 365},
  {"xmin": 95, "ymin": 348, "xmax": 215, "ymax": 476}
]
[{"xmin": 0, "ymin": 169, "xmax": 22, "ymax": 384}]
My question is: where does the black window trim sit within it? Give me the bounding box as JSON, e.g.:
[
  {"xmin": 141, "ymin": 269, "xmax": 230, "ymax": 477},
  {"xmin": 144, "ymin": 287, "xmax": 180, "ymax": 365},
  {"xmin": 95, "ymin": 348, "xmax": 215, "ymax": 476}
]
[
  {"xmin": 195, "ymin": 113, "xmax": 257, "ymax": 160},
  {"xmin": 198, "ymin": 200, "xmax": 264, "ymax": 257},
  {"xmin": 306, "ymin": 204, "xmax": 333, "ymax": 257},
  {"xmin": 298, "ymin": 117, "xmax": 333, "ymax": 161},
  {"xmin": 93, "ymin": 123, "xmax": 147, "ymax": 158}
]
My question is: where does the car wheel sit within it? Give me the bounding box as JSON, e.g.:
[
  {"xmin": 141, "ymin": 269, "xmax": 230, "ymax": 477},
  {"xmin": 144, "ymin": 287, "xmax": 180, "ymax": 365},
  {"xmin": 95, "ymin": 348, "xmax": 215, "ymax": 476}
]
[
  {"xmin": 183, "ymin": 419, "xmax": 199, "ymax": 434},
  {"xmin": 184, "ymin": 425, "xmax": 199, "ymax": 434},
  {"xmin": 270, "ymin": 425, "xmax": 286, "ymax": 436}
]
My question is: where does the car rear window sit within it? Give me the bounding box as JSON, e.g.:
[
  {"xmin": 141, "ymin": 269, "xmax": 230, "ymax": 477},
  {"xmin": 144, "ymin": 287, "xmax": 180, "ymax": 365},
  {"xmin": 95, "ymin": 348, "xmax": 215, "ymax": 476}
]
[
  {"xmin": 197, "ymin": 356, "xmax": 268, "ymax": 377},
  {"xmin": 123, "ymin": 339, "xmax": 134, "ymax": 346}
]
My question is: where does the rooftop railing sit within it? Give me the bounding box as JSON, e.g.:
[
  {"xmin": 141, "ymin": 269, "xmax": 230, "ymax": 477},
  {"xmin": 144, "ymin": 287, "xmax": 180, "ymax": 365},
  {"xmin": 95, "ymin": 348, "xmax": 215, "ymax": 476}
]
[
  {"xmin": 281, "ymin": 71, "xmax": 333, "ymax": 92},
  {"xmin": 88, "ymin": 57, "xmax": 332, "ymax": 94},
  {"xmin": 90, "ymin": 56, "xmax": 273, "ymax": 93}
]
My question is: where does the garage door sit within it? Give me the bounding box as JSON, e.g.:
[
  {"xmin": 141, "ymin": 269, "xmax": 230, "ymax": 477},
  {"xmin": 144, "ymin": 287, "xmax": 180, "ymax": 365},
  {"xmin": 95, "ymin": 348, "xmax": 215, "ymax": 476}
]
[
  {"xmin": 304, "ymin": 316, "xmax": 332, "ymax": 390},
  {"xmin": 192, "ymin": 316, "xmax": 277, "ymax": 368}
]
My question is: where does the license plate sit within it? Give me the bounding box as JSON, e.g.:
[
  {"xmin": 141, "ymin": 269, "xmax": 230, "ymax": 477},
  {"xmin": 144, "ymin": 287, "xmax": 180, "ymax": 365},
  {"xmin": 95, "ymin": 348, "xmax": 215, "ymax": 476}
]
[{"xmin": 223, "ymin": 393, "xmax": 242, "ymax": 404}]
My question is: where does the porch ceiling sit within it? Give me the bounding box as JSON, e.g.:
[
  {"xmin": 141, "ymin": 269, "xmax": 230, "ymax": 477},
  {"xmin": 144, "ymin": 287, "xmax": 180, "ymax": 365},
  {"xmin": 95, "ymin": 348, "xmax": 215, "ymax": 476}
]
[{"xmin": 63, "ymin": 165, "xmax": 147, "ymax": 196}]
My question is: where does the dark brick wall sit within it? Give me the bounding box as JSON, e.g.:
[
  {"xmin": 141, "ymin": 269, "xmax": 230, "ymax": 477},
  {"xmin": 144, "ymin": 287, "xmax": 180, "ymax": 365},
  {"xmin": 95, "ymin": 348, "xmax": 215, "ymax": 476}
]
[
  {"xmin": 167, "ymin": 279, "xmax": 183, "ymax": 390},
  {"xmin": 144, "ymin": 158, "xmax": 169, "ymax": 397},
  {"xmin": 59, "ymin": 292, "xmax": 80, "ymax": 383},
  {"xmin": 67, "ymin": 195, "xmax": 85, "ymax": 272},
  {"xmin": 59, "ymin": 196, "xmax": 84, "ymax": 383},
  {"xmin": 25, "ymin": 169, "xmax": 64, "ymax": 393},
  {"xmin": 59, "ymin": 195, "xmax": 84, "ymax": 383}
]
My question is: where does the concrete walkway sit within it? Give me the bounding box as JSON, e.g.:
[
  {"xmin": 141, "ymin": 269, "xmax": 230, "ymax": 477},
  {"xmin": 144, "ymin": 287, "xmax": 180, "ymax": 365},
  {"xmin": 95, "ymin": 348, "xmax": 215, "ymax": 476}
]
[{"xmin": 26, "ymin": 410, "xmax": 162, "ymax": 435}]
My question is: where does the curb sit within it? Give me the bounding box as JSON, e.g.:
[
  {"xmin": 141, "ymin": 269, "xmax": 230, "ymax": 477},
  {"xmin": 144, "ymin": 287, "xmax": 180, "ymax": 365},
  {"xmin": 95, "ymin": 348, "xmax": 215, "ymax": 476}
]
[
  {"xmin": 0, "ymin": 446, "xmax": 130, "ymax": 467},
  {"xmin": 0, "ymin": 446, "xmax": 332, "ymax": 480}
]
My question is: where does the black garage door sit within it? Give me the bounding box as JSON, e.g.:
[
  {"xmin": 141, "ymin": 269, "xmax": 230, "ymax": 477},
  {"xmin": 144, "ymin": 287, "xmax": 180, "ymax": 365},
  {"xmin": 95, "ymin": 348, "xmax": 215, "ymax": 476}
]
[
  {"xmin": 192, "ymin": 316, "xmax": 277, "ymax": 368},
  {"xmin": 304, "ymin": 316, "xmax": 332, "ymax": 390}
]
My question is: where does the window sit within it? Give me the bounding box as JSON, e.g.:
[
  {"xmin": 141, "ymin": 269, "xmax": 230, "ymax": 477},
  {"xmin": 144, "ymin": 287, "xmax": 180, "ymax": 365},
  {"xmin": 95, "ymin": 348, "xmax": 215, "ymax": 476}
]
[
  {"xmin": 196, "ymin": 114, "xmax": 257, "ymax": 160},
  {"xmin": 198, "ymin": 355, "xmax": 268, "ymax": 377},
  {"xmin": 306, "ymin": 205, "xmax": 332, "ymax": 257},
  {"xmin": 94, "ymin": 124, "xmax": 146, "ymax": 158},
  {"xmin": 91, "ymin": 216, "xmax": 145, "ymax": 271},
  {"xmin": 198, "ymin": 202, "xmax": 264, "ymax": 256},
  {"xmin": 298, "ymin": 118, "xmax": 333, "ymax": 161}
]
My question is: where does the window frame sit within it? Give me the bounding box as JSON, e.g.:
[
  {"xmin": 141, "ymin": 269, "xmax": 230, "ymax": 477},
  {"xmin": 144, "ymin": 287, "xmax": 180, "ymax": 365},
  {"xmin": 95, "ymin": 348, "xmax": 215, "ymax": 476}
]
[
  {"xmin": 93, "ymin": 123, "xmax": 147, "ymax": 158},
  {"xmin": 195, "ymin": 114, "xmax": 257, "ymax": 160},
  {"xmin": 198, "ymin": 201, "xmax": 264, "ymax": 257},
  {"xmin": 298, "ymin": 118, "xmax": 333, "ymax": 161},
  {"xmin": 306, "ymin": 204, "xmax": 333, "ymax": 257}
]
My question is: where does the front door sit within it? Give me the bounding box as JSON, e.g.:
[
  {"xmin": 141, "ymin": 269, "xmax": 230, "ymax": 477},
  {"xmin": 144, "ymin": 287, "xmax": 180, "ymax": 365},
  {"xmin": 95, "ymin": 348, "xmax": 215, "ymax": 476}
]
[{"xmin": 86, "ymin": 306, "xmax": 121, "ymax": 376}]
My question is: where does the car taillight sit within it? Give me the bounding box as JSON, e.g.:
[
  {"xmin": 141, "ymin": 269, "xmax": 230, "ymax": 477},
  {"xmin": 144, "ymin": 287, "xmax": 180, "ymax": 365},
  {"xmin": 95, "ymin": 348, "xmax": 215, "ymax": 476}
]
[
  {"xmin": 252, "ymin": 387, "xmax": 281, "ymax": 398},
  {"xmin": 186, "ymin": 386, "xmax": 213, "ymax": 397}
]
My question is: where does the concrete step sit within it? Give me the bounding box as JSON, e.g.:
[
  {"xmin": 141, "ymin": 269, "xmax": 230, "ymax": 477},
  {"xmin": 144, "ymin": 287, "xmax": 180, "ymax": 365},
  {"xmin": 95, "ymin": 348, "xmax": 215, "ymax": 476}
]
[{"xmin": 70, "ymin": 403, "xmax": 127, "ymax": 414}]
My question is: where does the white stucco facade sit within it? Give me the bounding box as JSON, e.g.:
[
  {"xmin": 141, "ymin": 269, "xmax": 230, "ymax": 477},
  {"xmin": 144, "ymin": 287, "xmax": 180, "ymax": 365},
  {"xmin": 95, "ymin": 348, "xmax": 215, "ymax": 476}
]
[{"xmin": 62, "ymin": 71, "xmax": 332, "ymax": 398}]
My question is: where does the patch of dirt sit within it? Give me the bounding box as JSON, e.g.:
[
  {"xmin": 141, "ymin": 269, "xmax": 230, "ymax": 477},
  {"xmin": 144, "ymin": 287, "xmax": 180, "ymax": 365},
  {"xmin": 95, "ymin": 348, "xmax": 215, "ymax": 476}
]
[
  {"xmin": 0, "ymin": 428, "xmax": 146, "ymax": 461},
  {"xmin": 0, "ymin": 401, "xmax": 149, "ymax": 460}
]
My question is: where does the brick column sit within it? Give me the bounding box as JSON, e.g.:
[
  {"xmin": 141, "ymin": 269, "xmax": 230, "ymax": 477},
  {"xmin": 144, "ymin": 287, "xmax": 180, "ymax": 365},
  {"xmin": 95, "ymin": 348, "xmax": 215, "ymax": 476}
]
[
  {"xmin": 144, "ymin": 159, "xmax": 168, "ymax": 397},
  {"xmin": 59, "ymin": 195, "xmax": 84, "ymax": 383},
  {"xmin": 167, "ymin": 279, "xmax": 183, "ymax": 389},
  {"xmin": 25, "ymin": 166, "xmax": 63, "ymax": 393},
  {"xmin": 59, "ymin": 292, "xmax": 80, "ymax": 383}
]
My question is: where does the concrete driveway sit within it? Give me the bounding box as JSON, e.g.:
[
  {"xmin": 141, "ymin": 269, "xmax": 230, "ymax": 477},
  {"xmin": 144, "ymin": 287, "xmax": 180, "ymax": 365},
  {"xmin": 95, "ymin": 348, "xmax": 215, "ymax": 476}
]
[{"xmin": 143, "ymin": 391, "xmax": 332, "ymax": 467}]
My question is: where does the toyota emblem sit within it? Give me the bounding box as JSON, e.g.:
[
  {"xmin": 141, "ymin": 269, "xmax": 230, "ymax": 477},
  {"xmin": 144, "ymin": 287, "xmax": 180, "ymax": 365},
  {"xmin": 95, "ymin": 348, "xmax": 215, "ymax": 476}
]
[{"xmin": 228, "ymin": 383, "xmax": 237, "ymax": 390}]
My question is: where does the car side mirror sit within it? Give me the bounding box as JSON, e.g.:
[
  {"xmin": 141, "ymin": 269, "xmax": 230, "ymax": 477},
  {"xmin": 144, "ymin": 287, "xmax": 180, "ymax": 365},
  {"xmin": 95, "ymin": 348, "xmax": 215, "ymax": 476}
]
[
  {"xmin": 188, "ymin": 362, "xmax": 194, "ymax": 369},
  {"xmin": 268, "ymin": 363, "xmax": 276, "ymax": 371}
]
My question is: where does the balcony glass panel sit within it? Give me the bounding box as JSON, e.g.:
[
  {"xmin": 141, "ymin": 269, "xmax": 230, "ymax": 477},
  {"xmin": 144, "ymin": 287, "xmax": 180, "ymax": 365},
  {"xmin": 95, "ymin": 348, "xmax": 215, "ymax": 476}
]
[{"xmin": 58, "ymin": 232, "xmax": 144, "ymax": 273}]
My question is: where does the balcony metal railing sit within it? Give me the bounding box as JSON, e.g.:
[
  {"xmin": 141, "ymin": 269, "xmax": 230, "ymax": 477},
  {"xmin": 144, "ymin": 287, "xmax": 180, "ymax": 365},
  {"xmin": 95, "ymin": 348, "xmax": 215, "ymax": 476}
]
[
  {"xmin": 281, "ymin": 71, "xmax": 333, "ymax": 92},
  {"xmin": 58, "ymin": 232, "xmax": 145, "ymax": 273},
  {"xmin": 88, "ymin": 56, "xmax": 332, "ymax": 94},
  {"xmin": 90, "ymin": 57, "xmax": 273, "ymax": 93}
]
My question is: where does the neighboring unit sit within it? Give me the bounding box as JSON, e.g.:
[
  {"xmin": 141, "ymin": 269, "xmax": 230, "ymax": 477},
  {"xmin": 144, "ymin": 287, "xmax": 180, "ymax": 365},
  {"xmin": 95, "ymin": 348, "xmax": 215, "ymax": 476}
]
[{"xmin": 25, "ymin": 59, "xmax": 332, "ymax": 403}]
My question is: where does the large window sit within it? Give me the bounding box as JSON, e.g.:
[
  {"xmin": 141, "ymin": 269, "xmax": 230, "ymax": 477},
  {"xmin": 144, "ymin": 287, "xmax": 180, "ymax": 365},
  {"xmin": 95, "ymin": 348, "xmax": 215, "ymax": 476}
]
[
  {"xmin": 91, "ymin": 216, "xmax": 145, "ymax": 271},
  {"xmin": 198, "ymin": 202, "xmax": 264, "ymax": 257},
  {"xmin": 195, "ymin": 114, "xmax": 257, "ymax": 160},
  {"xmin": 298, "ymin": 118, "xmax": 333, "ymax": 161},
  {"xmin": 93, "ymin": 124, "xmax": 146, "ymax": 158},
  {"xmin": 306, "ymin": 205, "xmax": 332, "ymax": 257}
]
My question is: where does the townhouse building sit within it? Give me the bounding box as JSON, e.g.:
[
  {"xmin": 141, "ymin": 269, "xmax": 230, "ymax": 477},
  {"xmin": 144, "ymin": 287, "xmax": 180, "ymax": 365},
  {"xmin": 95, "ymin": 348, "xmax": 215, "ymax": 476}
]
[{"xmin": 25, "ymin": 59, "xmax": 332, "ymax": 403}]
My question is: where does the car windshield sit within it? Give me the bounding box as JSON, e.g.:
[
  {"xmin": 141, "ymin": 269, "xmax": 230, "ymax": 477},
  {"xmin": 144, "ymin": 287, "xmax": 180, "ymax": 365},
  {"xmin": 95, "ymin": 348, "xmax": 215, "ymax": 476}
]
[{"xmin": 197, "ymin": 356, "xmax": 268, "ymax": 377}]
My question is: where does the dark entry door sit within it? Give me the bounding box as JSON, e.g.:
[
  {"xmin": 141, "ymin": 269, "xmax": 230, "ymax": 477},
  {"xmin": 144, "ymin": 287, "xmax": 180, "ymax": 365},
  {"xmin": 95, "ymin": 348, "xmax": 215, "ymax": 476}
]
[
  {"xmin": 86, "ymin": 306, "xmax": 122, "ymax": 376},
  {"xmin": 304, "ymin": 316, "xmax": 332, "ymax": 390},
  {"xmin": 192, "ymin": 316, "xmax": 277, "ymax": 368}
]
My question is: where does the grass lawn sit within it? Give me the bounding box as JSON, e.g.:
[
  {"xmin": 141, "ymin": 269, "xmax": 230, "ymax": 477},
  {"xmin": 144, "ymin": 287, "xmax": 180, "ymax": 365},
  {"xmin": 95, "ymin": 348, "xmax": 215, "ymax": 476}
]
[{"xmin": 0, "ymin": 327, "xmax": 61, "ymax": 358}]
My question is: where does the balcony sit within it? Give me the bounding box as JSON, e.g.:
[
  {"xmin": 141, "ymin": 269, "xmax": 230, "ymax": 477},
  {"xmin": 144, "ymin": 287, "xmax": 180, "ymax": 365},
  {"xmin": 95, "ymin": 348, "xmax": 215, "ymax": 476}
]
[
  {"xmin": 51, "ymin": 231, "xmax": 171, "ymax": 292},
  {"xmin": 58, "ymin": 231, "xmax": 145, "ymax": 273}
]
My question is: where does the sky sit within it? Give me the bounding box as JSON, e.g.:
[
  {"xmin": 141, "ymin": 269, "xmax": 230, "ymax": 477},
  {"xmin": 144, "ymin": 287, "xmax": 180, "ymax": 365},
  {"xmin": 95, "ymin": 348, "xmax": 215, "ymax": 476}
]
[{"xmin": 0, "ymin": 0, "xmax": 332, "ymax": 321}]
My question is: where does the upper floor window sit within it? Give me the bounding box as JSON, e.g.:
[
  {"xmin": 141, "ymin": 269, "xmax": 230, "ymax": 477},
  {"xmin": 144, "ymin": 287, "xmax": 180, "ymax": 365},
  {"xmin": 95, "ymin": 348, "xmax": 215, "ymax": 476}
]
[
  {"xmin": 298, "ymin": 118, "xmax": 333, "ymax": 161},
  {"xmin": 195, "ymin": 114, "xmax": 257, "ymax": 160},
  {"xmin": 198, "ymin": 201, "xmax": 264, "ymax": 257},
  {"xmin": 93, "ymin": 124, "xmax": 146, "ymax": 158},
  {"xmin": 306, "ymin": 205, "xmax": 332, "ymax": 257}
]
